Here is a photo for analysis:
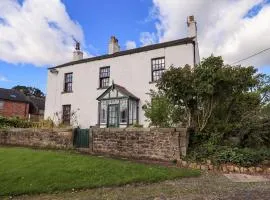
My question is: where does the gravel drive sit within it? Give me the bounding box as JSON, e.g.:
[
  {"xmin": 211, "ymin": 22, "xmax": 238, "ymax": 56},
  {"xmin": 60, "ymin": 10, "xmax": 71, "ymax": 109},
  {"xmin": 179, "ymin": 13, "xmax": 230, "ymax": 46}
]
[{"xmin": 8, "ymin": 172, "xmax": 270, "ymax": 200}]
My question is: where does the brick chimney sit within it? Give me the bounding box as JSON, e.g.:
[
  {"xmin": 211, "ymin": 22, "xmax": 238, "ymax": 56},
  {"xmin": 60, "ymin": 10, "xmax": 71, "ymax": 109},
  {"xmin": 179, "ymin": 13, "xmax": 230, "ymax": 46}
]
[
  {"xmin": 187, "ymin": 15, "xmax": 197, "ymax": 38},
  {"xmin": 73, "ymin": 40, "xmax": 83, "ymax": 61},
  {"xmin": 108, "ymin": 36, "xmax": 120, "ymax": 54}
]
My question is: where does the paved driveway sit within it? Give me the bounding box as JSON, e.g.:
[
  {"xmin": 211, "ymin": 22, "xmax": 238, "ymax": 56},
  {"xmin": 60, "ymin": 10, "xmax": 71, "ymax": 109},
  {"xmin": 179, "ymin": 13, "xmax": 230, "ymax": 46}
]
[{"xmin": 10, "ymin": 172, "xmax": 270, "ymax": 200}]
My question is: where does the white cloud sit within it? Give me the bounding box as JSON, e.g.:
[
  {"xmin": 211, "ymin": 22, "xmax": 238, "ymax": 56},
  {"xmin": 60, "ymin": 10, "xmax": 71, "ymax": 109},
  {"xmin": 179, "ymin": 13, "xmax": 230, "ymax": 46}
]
[
  {"xmin": 0, "ymin": 74, "xmax": 9, "ymax": 82},
  {"xmin": 0, "ymin": 0, "xmax": 85, "ymax": 66},
  {"xmin": 147, "ymin": 0, "xmax": 270, "ymax": 67},
  {"xmin": 125, "ymin": 40, "xmax": 137, "ymax": 50},
  {"xmin": 140, "ymin": 32, "xmax": 157, "ymax": 46}
]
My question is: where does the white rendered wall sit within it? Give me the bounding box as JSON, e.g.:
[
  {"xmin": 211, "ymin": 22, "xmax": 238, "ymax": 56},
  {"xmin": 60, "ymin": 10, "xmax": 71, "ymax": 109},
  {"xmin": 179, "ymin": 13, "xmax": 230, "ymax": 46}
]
[{"xmin": 45, "ymin": 43, "xmax": 196, "ymax": 128}]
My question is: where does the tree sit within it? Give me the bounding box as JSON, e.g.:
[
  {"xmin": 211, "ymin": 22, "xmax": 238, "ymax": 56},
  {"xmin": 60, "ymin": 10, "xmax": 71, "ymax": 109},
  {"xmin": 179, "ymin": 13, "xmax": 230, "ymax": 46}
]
[
  {"xmin": 143, "ymin": 90, "xmax": 173, "ymax": 127},
  {"xmin": 156, "ymin": 55, "xmax": 259, "ymax": 131},
  {"xmin": 12, "ymin": 85, "xmax": 45, "ymax": 98}
]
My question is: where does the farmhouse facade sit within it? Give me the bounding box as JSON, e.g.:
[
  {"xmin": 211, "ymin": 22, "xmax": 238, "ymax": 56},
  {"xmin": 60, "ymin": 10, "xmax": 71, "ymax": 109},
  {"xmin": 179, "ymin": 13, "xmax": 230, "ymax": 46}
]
[{"xmin": 45, "ymin": 16, "xmax": 200, "ymax": 128}]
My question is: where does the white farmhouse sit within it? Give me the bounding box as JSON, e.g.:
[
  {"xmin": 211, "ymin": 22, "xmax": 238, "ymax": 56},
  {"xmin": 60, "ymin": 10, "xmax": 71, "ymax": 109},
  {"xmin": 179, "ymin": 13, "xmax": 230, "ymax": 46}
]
[{"xmin": 45, "ymin": 16, "xmax": 200, "ymax": 128}]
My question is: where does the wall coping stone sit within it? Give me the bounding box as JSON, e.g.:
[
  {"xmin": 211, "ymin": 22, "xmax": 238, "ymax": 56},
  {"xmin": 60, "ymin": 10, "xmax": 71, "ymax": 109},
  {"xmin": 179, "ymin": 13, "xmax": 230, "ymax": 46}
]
[
  {"xmin": 150, "ymin": 128, "xmax": 176, "ymax": 133},
  {"xmin": 0, "ymin": 128, "xmax": 73, "ymax": 132},
  {"xmin": 91, "ymin": 127, "xmax": 186, "ymax": 133},
  {"xmin": 176, "ymin": 127, "xmax": 187, "ymax": 132},
  {"xmin": 125, "ymin": 127, "xmax": 151, "ymax": 132},
  {"xmin": 109, "ymin": 128, "xmax": 125, "ymax": 133}
]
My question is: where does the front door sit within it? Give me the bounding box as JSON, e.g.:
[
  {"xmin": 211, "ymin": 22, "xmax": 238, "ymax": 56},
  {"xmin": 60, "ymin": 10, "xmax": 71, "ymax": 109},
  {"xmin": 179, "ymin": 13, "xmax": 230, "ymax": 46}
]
[{"xmin": 107, "ymin": 104, "xmax": 119, "ymax": 127}]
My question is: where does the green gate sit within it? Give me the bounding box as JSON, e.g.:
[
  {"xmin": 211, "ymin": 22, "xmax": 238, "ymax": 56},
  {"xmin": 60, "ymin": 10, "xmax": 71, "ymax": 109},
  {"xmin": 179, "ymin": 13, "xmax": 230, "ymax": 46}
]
[{"xmin": 73, "ymin": 128, "xmax": 89, "ymax": 148}]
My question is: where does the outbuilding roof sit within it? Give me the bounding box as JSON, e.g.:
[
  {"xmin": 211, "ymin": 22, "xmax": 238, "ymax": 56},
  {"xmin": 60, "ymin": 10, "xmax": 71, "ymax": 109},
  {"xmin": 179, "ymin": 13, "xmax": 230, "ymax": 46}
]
[
  {"xmin": 49, "ymin": 37, "xmax": 195, "ymax": 69},
  {"xmin": 27, "ymin": 96, "xmax": 45, "ymax": 111},
  {"xmin": 0, "ymin": 88, "xmax": 29, "ymax": 103}
]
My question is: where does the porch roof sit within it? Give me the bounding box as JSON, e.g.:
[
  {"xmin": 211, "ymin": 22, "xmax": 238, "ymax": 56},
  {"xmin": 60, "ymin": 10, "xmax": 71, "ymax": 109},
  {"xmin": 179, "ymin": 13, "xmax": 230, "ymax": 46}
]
[{"xmin": 97, "ymin": 83, "xmax": 139, "ymax": 101}]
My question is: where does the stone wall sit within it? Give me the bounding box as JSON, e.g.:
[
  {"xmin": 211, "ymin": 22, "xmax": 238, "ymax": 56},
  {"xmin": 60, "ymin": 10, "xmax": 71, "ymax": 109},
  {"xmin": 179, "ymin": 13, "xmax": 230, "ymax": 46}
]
[
  {"xmin": 0, "ymin": 127, "xmax": 188, "ymax": 161},
  {"xmin": 0, "ymin": 128, "xmax": 73, "ymax": 149},
  {"xmin": 177, "ymin": 159, "xmax": 270, "ymax": 175},
  {"xmin": 91, "ymin": 127, "xmax": 188, "ymax": 161}
]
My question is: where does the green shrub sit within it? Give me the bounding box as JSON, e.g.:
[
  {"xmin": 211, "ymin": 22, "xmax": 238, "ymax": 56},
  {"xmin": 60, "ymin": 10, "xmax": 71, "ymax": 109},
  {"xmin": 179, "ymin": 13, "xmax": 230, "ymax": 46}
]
[
  {"xmin": 186, "ymin": 144, "xmax": 270, "ymax": 167},
  {"xmin": 143, "ymin": 90, "xmax": 173, "ymax": 127},
  {"xmin": 215, "ymin": 147, "xmax": 270, "ymax": 167},
  {"xmin": 239, "ymin": 118, "xmax": 270, "ymax": 148},
  {"xmin": 0, "ymin": 116, "xmax": 33, "ymax": 128}
]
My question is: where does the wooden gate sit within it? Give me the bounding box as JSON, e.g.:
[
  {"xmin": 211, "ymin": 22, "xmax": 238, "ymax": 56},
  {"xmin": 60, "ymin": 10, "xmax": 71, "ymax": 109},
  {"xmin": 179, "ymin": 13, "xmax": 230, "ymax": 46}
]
[{"xmin": 73, "ymin": 128, "xmax": 89, "ymax": 148}]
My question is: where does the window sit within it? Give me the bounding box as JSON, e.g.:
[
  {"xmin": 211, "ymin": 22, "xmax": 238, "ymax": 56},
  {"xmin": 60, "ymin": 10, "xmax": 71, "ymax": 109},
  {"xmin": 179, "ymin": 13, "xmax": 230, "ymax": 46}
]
[
  {"xmin": 120, "ymin": 99, "xmax": 128, "ymax": 123},
  {"xmin": 100, "ymin": 102, "xmax": 107, "ymax": 124},
  {"xmin": 99, "ymin": 66, "xmax": 110, "ymax": 88},
  {"xmin": 64, "ymin": 73, "xmax": 73, "ymax": 92},
  {"xmin": 121, "ymin": 109, "xmax": 127, "ymax": 123},
  {"xmin": 129, "ymin": 100, "xmax": 137, "ymax": 125},
  {"xmin": 0, "ymin": 100, "xmax": 4, "ymax": 110},
  {"xmin": 62, "ymin": 105, "xmax": 71, "ymax": 125},
  {"xmin": 151, "ymin": 57, "xmax": 165, "ymax": 82}
]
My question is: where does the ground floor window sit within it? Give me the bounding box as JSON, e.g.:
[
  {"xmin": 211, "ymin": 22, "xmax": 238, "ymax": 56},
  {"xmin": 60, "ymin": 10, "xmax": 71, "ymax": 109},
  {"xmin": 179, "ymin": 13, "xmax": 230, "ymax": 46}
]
[
  {"xmin": 62, "ymin": 105, "xmax": 71, "ymax": 125},
  {"xmin": 129, "ymin": 100, "xmax": 137, "ymax": 125},
  {"xmin": 98, "ymin": 99, "xmax": 138, "ymax": 127},
  {"xmin": 97, "ymin": 83, "xmax": 139, "ymax": 127}
]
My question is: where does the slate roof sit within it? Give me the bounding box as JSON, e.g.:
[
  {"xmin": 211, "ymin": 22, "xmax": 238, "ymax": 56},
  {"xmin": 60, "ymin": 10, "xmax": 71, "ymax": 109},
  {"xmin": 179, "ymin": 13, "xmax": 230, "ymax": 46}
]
[
  {"xmin": 28, "ymin": 96, "xmax": 45, "ymax": 111},
  {"xmin": 97, "ymin": 83, "xmax": 139, "ymax": 101},
  {"xmin": 49, "ymin": 37, "xmax": 195, "ymax": 69},
  {"xmin": 0, "ymin": 88, "xmax": 29, "ymax": 103}
]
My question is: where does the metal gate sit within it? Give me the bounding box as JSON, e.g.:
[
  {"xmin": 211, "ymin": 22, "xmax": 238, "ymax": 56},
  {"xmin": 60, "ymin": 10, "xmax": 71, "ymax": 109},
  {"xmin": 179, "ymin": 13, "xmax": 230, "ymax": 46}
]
[{"xmin": 73, "ymin": 128, "xmax": 89, "ymax": 148}]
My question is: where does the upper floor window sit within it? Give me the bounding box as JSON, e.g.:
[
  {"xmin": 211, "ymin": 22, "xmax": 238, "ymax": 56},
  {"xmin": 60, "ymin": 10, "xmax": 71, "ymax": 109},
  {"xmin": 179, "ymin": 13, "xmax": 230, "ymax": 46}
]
[
  {"xmin": 99, "ymin": 66, "xmax": 110, "ymax": 88},
  {"xmin": 151, "ymin": 57, "xmax": 165, "ymax": 82},
  {"xmin": 64, "ymin": 73, "xmax": 73, "ymax": 92},
  {"xmin": 62, "ymin": 104, "xmax": 71, "ymax": 125}
]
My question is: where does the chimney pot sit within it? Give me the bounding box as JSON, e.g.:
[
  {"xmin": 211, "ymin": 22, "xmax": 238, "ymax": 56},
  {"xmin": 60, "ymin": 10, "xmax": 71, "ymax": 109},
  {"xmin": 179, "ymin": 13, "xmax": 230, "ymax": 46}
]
[
  {"xmin": 188, "ymin": 15, "xmax": 194, "ymax": 23},
  {"xmin": 73, "ymin": 40, "xmax": 83, "ymax": 61},
  {"xmin": 187, "ymin": 15, "xmax": 197, "ymax": 38}
]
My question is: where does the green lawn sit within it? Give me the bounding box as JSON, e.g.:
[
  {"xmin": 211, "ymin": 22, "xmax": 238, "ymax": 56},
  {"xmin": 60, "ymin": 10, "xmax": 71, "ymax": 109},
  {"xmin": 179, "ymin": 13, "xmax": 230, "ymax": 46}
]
[{"xmin": 0, "ymin": 147, "xmax": 200, "ymax": 196}]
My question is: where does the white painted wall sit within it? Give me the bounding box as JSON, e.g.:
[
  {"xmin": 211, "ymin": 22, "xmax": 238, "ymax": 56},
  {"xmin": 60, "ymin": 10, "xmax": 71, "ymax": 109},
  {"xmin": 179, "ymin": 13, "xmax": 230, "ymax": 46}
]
[{"xmin": 45, "ymin": 42, "xmax": 197, "ymax": 128}]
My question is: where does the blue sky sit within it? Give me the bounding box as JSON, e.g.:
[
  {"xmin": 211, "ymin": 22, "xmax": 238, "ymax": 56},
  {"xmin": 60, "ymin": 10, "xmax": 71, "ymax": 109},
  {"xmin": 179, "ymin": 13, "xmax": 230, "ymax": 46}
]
[
  {"xmin": 0, "ymin": 0, "xmax": 270, "ymax": 93},
  {"xmin": 0, "ymin": 0, "xmax": 156, "ymax": 93}
]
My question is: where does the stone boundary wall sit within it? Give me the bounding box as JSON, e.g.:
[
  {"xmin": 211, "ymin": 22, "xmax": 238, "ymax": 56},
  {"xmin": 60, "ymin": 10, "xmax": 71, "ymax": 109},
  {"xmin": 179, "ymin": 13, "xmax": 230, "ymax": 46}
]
[
  {"xmin": 177, "ymin": 159, "xmax": 270, "ymax": 175},
  {"xmin": 91, "ymin": 127, "xmax": 188, "ymax": 161},
  {"xmin": 0, "ymin": 127, "xmax": 188, "ymax": 161},
  {"xmin": 0, "ymin": 128, "xmax": 73, "ymax": 149}
]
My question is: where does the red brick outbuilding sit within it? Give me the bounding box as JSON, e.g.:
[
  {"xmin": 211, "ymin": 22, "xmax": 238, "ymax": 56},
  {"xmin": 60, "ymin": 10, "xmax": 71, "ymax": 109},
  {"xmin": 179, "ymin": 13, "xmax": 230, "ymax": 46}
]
[{"xmin": 0, "ymin": 88, "xmax": 30, "ymax": 119}]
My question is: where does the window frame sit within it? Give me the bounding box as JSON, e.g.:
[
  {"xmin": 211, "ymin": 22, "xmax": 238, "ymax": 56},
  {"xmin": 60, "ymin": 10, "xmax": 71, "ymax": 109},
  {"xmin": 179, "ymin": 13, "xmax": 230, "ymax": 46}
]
[
  {"xmin": 63, "ymin": 73, "xmax": 73, "ymax": 93},
  {"xmin": 151, "ymin": 57, "xmax": 165, "ymax": 82},
  {"xmin": 62, "ymin": 104, "xmax": 71, "ymax": 125},
  {"xmin": 99, "ymin": 66, "xmax": 110, "ymax": 89}
]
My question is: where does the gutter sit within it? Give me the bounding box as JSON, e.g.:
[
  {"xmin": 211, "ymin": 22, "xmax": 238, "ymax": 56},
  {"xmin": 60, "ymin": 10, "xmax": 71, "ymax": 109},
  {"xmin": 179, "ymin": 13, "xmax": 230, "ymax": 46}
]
[{"xmin": 192, "ymin": 41, "xmax": 196, "ymax": 67}]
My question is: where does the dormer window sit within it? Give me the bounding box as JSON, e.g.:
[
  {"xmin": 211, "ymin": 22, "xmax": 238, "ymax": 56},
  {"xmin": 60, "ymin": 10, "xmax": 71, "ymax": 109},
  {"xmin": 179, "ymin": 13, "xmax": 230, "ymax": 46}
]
[
  {"xmin": 151, "ymin": 57, "xmax": 165, "ymax": 82},
  {"xmin": 64, "ymin": 73, "xmax": 73, "ymax": 92},
  {"xmin": 99, "ymin": 66, "xmax": 110, "ymax": 88}
]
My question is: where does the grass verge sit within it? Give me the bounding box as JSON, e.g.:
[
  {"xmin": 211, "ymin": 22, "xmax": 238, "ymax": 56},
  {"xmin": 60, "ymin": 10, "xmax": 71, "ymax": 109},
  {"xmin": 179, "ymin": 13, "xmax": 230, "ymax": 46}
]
[{"xmin": 0, "ymin": 147, "xmax": 200, "ymax": 196}]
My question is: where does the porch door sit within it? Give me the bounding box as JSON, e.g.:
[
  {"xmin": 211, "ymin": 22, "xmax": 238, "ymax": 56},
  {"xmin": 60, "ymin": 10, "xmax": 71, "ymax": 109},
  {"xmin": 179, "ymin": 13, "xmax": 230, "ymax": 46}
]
[{"xmin": 107, "ymin": 104, "xmax": 119, "ymax": 127}]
